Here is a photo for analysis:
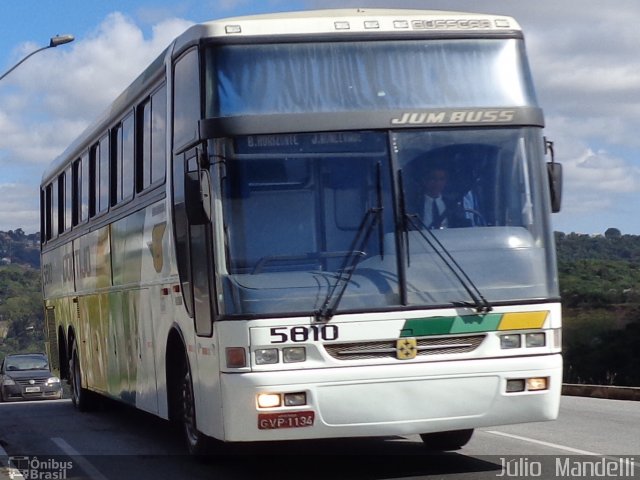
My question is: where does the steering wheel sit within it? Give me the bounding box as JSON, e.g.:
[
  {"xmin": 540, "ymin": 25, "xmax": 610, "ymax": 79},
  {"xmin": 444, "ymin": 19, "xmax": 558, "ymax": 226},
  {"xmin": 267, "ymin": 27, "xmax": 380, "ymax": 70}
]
[{"xmin": 463, "ymin": 208, "xmax": 486, "ymax": 226}]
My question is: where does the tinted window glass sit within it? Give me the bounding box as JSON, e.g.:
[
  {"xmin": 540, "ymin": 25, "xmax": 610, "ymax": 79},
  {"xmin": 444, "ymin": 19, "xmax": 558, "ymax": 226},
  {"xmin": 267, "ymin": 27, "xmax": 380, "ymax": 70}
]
[
  {"xmin": 99, "ymin": 135, "xmax": 109, "ymax": 213},
  {"xmin": 173, "ymin": 49, "xmax": 200, "ymax": 148},
  {"xmin": 151, "ymin": 85, "xmax": 167, "ymax": 183}
]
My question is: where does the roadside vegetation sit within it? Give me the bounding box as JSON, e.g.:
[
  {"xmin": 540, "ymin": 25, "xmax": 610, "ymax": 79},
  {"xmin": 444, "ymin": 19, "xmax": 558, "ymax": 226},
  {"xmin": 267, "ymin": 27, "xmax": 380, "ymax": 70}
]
[{"xmin": 557, "ymin": 231, "xmax": 640, "ymax": 386}]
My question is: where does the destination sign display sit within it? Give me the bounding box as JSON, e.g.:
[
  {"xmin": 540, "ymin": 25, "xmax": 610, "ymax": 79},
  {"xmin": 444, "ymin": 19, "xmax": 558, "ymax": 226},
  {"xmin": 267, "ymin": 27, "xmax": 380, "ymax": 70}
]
[{"xmin": 234, "ymin": 131, "xmax": 387, "ymax": 155}]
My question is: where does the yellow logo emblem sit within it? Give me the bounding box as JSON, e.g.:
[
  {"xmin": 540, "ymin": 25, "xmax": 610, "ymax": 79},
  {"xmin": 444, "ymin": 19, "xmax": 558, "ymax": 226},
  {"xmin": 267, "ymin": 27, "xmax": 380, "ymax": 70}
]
[
  {"xmin": 396, "ymin": 338, "xmax": 417, "ymax": 360},
  {"xmin": 147, "ymin": 222, "xmax": 167, "ymax": 273}
]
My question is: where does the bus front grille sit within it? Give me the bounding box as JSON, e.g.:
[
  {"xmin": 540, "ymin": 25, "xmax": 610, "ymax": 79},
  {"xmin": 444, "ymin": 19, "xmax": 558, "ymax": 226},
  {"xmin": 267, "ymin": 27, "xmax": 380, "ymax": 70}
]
[{"xmin": 324, "ymin": 334, "xmax": 486, "ymax": 361}]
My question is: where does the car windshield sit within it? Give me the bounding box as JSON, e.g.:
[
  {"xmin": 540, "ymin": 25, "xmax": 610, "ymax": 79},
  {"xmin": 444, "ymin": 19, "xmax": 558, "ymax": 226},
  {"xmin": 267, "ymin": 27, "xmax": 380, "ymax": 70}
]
[{"xmin": 4, "ymin": 355, "xmax": 49, "ymax": 371}]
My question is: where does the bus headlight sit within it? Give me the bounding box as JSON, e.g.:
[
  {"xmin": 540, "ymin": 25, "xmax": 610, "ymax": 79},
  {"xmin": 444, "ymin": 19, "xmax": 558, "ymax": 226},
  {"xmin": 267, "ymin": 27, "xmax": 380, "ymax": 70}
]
[
  {"xmin": 283, "ymin": 347, "xmax": 306, "ymax": 363},
  {"xmin": 525, "ymin": 333, "xmax": 546, "ymax": 348},
  {"xmin": 255, "ymin": 349, "xmax": 279, "ymax": 365},
  {"xmin": 500, "ymin": 334, "xmax": 521, "ymax": 349}
]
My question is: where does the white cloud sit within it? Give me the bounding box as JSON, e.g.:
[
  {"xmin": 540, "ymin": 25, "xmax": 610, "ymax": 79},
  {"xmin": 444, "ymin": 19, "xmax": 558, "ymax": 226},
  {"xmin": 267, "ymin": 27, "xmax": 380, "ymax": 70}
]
[
  {"xmin": 0, "ymin": 12, "xmax": 192, "ymax": 165},
  {"xmin": 0, "ymin": 12, "xmax": 193, "ymax": 232},
  {"xmin": 0, "ymin": 184, "xmax": 40, "ymax": 233}
]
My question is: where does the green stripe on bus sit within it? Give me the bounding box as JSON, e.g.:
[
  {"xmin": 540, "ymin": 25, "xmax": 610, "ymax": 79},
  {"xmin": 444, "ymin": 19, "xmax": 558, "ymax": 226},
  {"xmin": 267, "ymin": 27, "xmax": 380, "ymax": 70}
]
[
  {"xmin": 451, "ymin": 313, "xmax": 502, "ymax": 333},
  {"xmin": 400, "ymin": 313, "xmax": 503, "ymax": 337}
]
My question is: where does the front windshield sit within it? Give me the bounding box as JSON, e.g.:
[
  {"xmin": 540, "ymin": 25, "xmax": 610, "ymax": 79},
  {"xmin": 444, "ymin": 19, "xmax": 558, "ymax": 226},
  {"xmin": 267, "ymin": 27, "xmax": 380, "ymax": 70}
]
[
  {"xmin": 395, "ymin": 128, "xmax": 557, "ymax": 307},
  {"xmin": 215, "ymin": 128, "xmax": 558, "ymax": 317},
  {"xmin": 217, "ymin": 132, "xmax": 399, "ymax": 316}
]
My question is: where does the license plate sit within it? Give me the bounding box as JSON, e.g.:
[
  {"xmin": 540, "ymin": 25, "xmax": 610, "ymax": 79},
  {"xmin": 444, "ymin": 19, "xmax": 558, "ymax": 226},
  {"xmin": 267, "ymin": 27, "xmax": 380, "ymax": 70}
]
[
  {"xmin": 258, "ymin": 411, "xmax": 315, "ymax": 430},
  {"xmin": 25, "ymin": 387, "xmax": 41, "ymax": 393}
]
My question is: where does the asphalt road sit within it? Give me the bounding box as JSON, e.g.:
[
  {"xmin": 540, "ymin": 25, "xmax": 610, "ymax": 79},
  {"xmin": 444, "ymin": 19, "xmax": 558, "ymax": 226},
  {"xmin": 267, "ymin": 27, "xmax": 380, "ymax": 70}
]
[{"xmin": 0, "ymin": 395, "xmax": 638, "ymax": 480}]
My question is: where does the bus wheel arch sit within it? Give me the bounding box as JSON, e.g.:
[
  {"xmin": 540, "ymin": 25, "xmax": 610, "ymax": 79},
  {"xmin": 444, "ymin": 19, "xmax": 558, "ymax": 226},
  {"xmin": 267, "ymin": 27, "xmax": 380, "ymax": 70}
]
[
  {"xmin": 165, "ymin": 326, "xmax": 213, "ymax": 455},
  {"xmin": 166, "ymin": 327, "xmax": 186, "ymax": 423},
  {"xmin": 68, "ymin": 329, "xmax": 97, "ymax": 411}
]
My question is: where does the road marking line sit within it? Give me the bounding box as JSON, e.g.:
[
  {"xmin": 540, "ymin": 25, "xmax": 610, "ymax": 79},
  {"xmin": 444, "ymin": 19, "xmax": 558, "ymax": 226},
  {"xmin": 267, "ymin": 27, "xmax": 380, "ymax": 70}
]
[
  {"xmin": 486, "ymin": 430, "xmax": 603, "ymax": 456},
  {"xmin": 50, "ymin": 437, "xmax": 109, "ymax": 480}
]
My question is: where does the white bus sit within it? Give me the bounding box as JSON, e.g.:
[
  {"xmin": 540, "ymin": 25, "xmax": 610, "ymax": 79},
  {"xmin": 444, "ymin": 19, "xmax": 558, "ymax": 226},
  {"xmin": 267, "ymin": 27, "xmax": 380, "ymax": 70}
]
[{"xmin": 41, "ymin": 8, "xmax": 563, "ymax": 454}]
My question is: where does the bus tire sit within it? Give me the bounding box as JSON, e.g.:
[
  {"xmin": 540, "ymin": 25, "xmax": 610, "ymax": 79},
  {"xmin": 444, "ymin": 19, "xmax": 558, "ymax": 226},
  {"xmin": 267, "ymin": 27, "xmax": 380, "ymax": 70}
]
[
  {"xmin": 178, "ymin": 355, "xmax": 213, "ymax": 456},
  {"xmin": 420, "ymin": 429, "xmax": 474, "ymax": 451},
  {"xmin": 69, "ymin": 339, "xmax": 96, "ymax": 412}
]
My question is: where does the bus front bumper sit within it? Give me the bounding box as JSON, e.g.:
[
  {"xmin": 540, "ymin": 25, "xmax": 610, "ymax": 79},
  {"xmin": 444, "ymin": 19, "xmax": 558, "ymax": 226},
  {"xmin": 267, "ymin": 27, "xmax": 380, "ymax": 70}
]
[{"xmin": 217, "ymin": 354, "xmax": 562, "ymax": 442}]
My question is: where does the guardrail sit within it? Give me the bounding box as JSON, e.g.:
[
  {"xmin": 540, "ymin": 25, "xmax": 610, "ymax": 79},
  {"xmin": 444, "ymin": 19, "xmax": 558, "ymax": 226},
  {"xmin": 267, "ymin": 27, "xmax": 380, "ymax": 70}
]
[{"xmin": 562, "ymin": 383, "xmax": 640, "ymax": 401}]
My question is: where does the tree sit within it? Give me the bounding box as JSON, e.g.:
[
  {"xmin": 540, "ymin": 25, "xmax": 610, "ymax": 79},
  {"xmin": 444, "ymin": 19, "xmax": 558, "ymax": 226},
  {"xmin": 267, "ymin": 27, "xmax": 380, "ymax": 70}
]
[{"xmin": 605, "ymin": 227, "xmax": 622, "ymax": 239}]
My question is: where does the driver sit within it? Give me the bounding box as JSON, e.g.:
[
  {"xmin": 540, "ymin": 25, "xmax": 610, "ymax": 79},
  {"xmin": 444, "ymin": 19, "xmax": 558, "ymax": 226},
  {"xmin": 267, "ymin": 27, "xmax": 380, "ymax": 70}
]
[{"xmin": 421, "ymin": 163, "xmax": 470, "ymax": 229}]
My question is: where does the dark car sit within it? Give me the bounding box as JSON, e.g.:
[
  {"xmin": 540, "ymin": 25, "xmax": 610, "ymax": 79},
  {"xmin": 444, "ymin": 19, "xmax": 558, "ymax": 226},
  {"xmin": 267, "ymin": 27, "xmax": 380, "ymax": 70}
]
[{"xmin": 0, "ymin": 353, "xmax": 63, "ymax": 402}]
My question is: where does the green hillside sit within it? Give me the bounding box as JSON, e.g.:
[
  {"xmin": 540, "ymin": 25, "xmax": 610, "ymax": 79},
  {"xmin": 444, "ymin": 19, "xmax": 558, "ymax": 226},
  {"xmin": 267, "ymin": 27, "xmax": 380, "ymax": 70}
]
[{"xmin": 557, "ymin": 232, "xmax": 640, "ymax": 386}]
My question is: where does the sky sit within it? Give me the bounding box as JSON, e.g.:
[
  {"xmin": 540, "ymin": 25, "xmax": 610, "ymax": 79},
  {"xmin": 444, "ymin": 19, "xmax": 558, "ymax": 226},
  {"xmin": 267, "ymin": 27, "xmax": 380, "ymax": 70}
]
[{"xmin": 0, "ymin": 1, "xmax": 638, "ymax": 236}]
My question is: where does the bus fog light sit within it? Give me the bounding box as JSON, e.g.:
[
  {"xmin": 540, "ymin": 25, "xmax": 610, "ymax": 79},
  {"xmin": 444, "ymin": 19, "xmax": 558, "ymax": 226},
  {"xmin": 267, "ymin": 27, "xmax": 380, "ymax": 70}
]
[
  {"xmin": 283, "ymin": 347, "xmax": 306, "ymax": 363},
  {"xmin": 506, "ymin": 379, "xmax": 525, "ymax": 392},
  {"xmin": 284, "ymin": 392, "xmax": 306, "ymax": 406},
  {"xmin": 525, "ymin": 333, "xmax": 546, "ymax": 348},
  {"xmin": 255, "ymin": 348, "xmax": 279, "ymax": 365},
  {"xmin": 257, "ymin": 393, "xmax": 281, "ymax": 408},
  {"xmin": 226, "ymin": 347, "xmax": 247, "ymax": 368},
  {"xmin": 527, "ymin": 377, "xmax": 548, "ymax": 391},
  {"xmin": 500, "ymin": 334, "xmax": 521, "ymax": 349}
]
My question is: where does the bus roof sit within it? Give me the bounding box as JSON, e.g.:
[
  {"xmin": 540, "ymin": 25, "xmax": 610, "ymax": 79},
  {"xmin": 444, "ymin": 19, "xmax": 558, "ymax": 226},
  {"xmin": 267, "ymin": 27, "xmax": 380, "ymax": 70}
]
[{"xmin": 174, "ymin": 8, "xmax": 520, "ymax": 48}]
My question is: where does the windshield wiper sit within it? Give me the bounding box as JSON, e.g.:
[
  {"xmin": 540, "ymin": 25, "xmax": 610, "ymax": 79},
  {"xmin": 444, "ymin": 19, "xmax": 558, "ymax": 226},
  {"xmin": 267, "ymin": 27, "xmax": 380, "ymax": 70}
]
[
  {"xmin": 315, "ymin": 207, "xmax": 381, "ymax": 322},
  {"xmin": 404, "ymin": 213, "xmax": 493, "ymax": 314},
  {"xmin": 315, "ymin": 163, "xmax": 384, "ymax": 322}
]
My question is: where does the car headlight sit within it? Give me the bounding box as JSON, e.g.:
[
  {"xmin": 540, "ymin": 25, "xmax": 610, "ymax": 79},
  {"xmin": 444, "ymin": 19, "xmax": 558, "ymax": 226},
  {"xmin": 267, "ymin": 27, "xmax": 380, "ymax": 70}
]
[
  {"xmin": 3, "ymin": 377, "xmax": 16, "ymax": 386},
  {"xmin": 46, "ymin": 377, "xmax": 61, "ymax": 385}
]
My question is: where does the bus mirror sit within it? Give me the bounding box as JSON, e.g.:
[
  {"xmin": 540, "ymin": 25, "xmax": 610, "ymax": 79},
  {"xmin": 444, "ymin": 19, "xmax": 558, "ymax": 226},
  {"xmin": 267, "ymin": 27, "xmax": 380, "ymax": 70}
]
[
  {"xmin": 185, "ymin": 170, "xmax": 212, "ymax": 225},
  {"xmin": 544, "ymin": 138, "xmax": 562, "ymax": 213},
  {"xmin": 547, "ymin": 162, "xmax": 562, "ymax": 213}
]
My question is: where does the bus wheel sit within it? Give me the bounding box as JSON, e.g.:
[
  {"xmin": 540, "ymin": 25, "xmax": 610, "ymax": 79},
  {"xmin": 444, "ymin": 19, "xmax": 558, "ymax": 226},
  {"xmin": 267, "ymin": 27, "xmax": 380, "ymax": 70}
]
[
  {"xmin": 420, "ymin": 429, "xmax": 474, "ymax": 451},
  {"xmin": 179, "ymin": 358, "xmax": 212, "ymax": 456},
  {"xmin": 69, "ymin": 339, "xmax": 95, "ymax": 412}
]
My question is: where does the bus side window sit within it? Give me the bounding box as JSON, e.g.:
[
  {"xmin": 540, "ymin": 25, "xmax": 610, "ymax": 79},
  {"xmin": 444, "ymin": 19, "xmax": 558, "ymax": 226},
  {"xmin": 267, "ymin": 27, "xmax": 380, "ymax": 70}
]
[
  {"xmin": 99, "ymin": 134, "xmax": 110, "ymax": 213},
  {"xmin": 137, "ymin": 84, "xmax": 167, "ymax": 193},
  {"xmin": 64, "ymin": 167, "xmax": 73, "ymax": 232},
  {"xmin": 90, "ymin": 143, "xmax": 98, "ymax": 217},
  {"xmin": 44, "ymin": 184, "xmax": 58, "ymax": 240},
  {"xmin": 151, "ymin": 85, "xmax": 167, "ymax": 184},
  {"xmin": 73, "ymin": 154, "xmax": 90, "ymax": 225},
  {"xmin": 112, "ymin": 113, "xmax": 135, "ymax": 205},
  {"xmin": 173, "ymin": 48, "xmax": 200, "ymax": 151},
  {"xmin": 90, "ymin": 135, "xmax": 110, "ymax": 216}
]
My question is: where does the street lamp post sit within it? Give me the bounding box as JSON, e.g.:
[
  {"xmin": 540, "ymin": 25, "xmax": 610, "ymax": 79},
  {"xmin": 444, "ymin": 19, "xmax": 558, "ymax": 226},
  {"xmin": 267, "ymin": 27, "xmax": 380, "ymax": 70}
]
[{"xmin": 0, "ymin": 34, "xmax": 74, "ymax": 82}]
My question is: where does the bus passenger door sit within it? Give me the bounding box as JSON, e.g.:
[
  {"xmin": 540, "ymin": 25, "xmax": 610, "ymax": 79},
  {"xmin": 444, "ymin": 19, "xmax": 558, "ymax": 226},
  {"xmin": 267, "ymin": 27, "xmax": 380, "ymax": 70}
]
[
  {"xmin": 172, "ymin": 46, "xmax": 215, "ymax": 337},
  {"xmin": 173, "ymin": 146, "xmax": 215, "ymax": 337}
]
